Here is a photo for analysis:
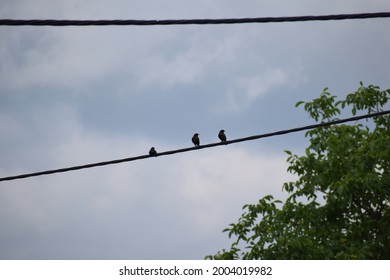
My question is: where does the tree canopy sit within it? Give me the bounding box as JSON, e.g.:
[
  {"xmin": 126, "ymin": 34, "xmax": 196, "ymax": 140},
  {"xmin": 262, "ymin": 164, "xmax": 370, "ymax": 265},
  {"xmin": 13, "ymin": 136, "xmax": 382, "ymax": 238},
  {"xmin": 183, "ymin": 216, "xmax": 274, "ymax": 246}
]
[{"xmin": 206, "ymin": 83, "xmax": 390, "ymax": 260}]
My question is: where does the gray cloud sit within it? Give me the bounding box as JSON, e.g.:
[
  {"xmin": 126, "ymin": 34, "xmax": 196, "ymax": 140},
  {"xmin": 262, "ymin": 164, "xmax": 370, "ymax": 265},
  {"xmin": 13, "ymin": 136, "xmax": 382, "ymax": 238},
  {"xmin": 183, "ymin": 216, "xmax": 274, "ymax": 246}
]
[
  {"xmin": 0, "ymin": 110, "xmax": 294, "ymax": 259},
  {"xmin": 1, "ymin": 0, "xmax": 390, "ymax": 259}
]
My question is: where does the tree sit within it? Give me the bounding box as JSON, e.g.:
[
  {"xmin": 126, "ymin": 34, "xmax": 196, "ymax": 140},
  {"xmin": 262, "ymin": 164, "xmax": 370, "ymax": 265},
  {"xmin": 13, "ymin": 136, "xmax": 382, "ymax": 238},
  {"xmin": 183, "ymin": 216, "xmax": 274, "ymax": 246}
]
[{"xmin": 206, "ymin": 83, "xmax": 390, "ymax": 259}]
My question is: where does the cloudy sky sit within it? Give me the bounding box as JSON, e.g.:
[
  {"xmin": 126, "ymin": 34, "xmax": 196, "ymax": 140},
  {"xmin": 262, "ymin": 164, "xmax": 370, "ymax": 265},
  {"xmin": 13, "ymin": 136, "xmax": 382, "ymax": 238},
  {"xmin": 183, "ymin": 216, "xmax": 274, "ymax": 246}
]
[{"xmin": 0, "ymin": 0, "xmax": 389, "ymax": 259}]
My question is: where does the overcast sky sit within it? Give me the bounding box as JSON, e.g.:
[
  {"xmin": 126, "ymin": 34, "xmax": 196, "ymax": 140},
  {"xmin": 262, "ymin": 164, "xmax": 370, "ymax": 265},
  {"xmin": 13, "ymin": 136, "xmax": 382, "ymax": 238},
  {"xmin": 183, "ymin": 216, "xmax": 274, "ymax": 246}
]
[{"xmin": 0, "ymin": 0, "xmax": 389, "ymax": 259}]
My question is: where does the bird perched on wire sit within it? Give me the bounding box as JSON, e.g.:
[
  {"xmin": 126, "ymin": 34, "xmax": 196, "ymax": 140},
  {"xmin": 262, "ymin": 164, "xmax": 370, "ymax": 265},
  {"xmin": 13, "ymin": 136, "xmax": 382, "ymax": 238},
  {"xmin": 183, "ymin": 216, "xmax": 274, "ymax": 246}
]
[
  {"xmin": 192, "ymin": 133, "xmax": 200, "ymax": 147},
  {"xmin": 218, "ymin": 129, "xmax": 227, "ymax": 143},
  {"xmin": 149, "ymin": 147, "xmax": 157, "ymax": 156}
]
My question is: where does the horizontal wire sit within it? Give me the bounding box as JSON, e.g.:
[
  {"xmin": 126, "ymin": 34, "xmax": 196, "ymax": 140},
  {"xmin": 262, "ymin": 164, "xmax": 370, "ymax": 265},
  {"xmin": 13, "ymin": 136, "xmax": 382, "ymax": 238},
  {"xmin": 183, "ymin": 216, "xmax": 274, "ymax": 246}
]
[
  {"xmin": 1, "ymin": 12, "xmax": 390, "ymax": 26},
  {"xmin": 0, "ymin": 110, "xmax": 388, "ymax": 182}
]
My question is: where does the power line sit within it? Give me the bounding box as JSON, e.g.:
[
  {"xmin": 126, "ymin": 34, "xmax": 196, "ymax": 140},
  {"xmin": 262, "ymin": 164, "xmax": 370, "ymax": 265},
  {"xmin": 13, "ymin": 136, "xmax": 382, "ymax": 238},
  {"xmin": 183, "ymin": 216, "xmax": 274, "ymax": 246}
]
[
  {"xmin": 1, "ymin": 12, "xmax": 390, "ymax": 26},
  {"xmin": 0, "ymin": 110, "xmax": 388, "ymax": 182}
]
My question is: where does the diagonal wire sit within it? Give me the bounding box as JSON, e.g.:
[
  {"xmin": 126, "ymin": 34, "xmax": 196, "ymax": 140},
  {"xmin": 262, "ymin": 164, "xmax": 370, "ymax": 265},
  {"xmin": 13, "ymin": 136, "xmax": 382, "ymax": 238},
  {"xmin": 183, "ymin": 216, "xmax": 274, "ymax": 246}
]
[
  {"xmin": 1, "ymin": 12, "xmax": 390, "ymax": 26},
  {"xmin": 0, "ymin": 110, "xmax": 389, "ymax": 182}
]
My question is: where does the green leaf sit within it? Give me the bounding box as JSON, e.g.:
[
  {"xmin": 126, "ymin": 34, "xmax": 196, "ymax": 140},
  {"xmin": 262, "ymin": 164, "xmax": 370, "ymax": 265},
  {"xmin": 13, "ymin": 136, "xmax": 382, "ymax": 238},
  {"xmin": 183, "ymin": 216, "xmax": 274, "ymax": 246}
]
[{"xmin": 207, "ymin": 83, "xmax": 390, "ymax": 260}]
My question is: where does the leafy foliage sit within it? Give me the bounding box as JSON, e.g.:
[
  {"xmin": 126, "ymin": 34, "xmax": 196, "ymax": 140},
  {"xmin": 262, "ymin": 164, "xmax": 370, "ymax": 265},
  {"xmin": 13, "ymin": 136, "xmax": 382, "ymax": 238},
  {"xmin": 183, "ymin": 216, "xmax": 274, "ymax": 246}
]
[{"xmin": 206, "ymin": 83, "xmax": 390, "ymax": 259}]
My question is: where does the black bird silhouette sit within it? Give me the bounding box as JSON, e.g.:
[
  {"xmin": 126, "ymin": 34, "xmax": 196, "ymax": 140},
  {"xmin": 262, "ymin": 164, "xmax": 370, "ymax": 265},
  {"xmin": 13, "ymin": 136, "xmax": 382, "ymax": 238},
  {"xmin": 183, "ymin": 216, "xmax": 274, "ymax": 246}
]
[
  {"xmin": 192, "ymin": 133, "xmax": 200, "ymax": 147},
  {"xmin": 218, "ymin": 129, "xmax": 227, "ymax": 143},
  {"xmin": 149, "ymin": 147, "xmax": 157, "ymax": 156}
]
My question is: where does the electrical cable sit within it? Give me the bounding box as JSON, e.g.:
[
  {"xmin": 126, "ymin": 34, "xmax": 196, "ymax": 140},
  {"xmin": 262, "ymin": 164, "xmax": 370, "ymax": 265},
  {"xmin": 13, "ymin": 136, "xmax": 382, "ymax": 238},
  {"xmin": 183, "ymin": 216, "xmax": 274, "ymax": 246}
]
[
  {"xmin": 0, "ymin": 110, "xmax": 388, "ymax": 182},
  {"xmin": 1, "ymin": 12, "xmax": 390, "ymax": 26}
]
